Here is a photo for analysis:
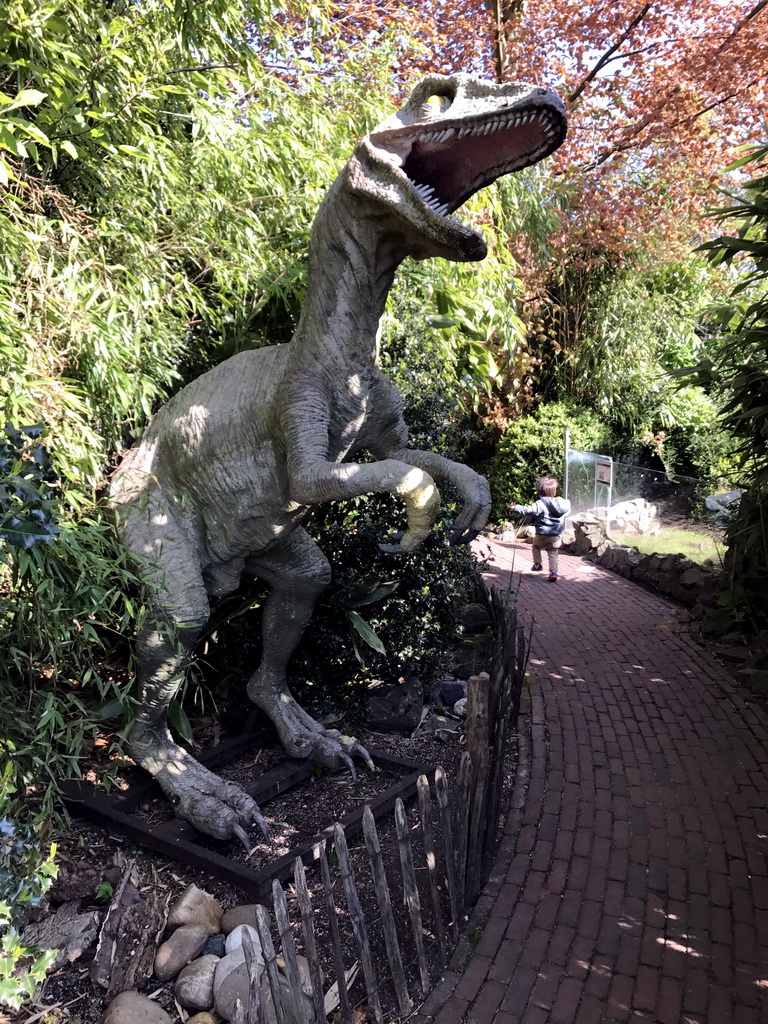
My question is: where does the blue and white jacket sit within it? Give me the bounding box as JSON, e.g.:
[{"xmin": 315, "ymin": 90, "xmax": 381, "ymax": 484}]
[{"xmin": 513, "ymin": 496, "xmax": 571, "ymax": 536}]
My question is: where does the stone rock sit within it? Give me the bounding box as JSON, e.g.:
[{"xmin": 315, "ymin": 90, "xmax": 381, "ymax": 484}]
[
  {"xmin": 705, "ymin": 488, "xmax": 742, "ymax": 528},
  {"xmin": 366, "ymin": 674, "xmax": 423, "ymax": 731},
  {"xmin": 215, "ymin": 954, "xmax": 309, "ymax": 1024},
  {"xmin": 453, "ymin": 697, "xmax": 468, "ymax": 718},
  {"xmin": 187, "ymin": 1015, "xmax": 219, "ymax": 1024},
  {"xmin": 439, "ymin": 679, "xmax": 467, "ymax": 706},
  {"xmin": 23, "ymin": 900, "xmax": 101, "ymax": 969},
  {"xmin": 167, "ymin": 884, "xmax": 222, "ymax": 936},
  {"xmin": 283, "ymin": 953, "xmax": 317, "ymax": 995},
  {"xmin": 225, "ymin": 924, "xmax": 261, "ymax": 955},
  {"xmin": 221, "ymin": 905, "xmax": 260, "ymax": 935},
  {"xmin": 203, "ymin": 933, "xmax": 226, "ymax": 958},
  {"xmin": 423, "ymin": 713, "xmax": 461, "ymax": 742},
  {"xmin": 572, "ymin": 515, "xmax": 605, "ymax": 555},
  {"xmin": 680, "ymin": 565, "xmax": 708, "ymax": 587},
  {"xmin": 213, "ymin": 944, "xmax": 266, "ymax": 1021},
  {"xmin": 102, "ymin": 991, "xmax": 174, "ymax": 1024},
  {"xmin": 457, "ymin": 602, "xmax": 491, "ymax": 634},
  {"xmin": 624, "ymin": 547, "xmax": 642, "ymax": 568},
  {"xmin": 154, "ymin": 924, "xmax": 209, "ymax": 982},
  {"xmin": 719, "ymin": 646, "xmax": 753, "ymax": 663},
  {"xmin": 175, "ymin": 954, "xmax": 219, "ymax": 1011},
  {"xmin": 605, "ymin": 498, "xmax": 659, "ymax": 536}
]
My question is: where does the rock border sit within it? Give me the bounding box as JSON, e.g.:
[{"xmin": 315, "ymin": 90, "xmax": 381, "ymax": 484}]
[{"xmin": 566, "ymin": 513, "xmax": 725, "ymax": 622}]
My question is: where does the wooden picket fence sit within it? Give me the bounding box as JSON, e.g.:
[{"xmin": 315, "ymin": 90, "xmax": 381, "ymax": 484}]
[{"xmin": 229, "ymin": 587, "xmax": 529, "ymax": 1024}]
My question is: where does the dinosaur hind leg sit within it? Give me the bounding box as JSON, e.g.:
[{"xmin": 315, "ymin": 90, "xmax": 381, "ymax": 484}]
[
  {"xmin": 120, "ymin": 494, "xmax": 266, "ymax": 841},
  {"xmin": 245, "ymin": 527, "xmax": 371, "ymax": 770}
]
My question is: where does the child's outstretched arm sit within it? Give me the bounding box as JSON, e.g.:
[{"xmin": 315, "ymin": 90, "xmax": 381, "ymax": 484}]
[{"xmin": 511, "ymin": 500, "xmax": 542, "ymax": 516}]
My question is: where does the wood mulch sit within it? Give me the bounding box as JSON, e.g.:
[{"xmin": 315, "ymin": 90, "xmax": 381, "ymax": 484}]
[{"xmin": 11, "ymin": 717, "xmax": 515, "ymax": 1024}]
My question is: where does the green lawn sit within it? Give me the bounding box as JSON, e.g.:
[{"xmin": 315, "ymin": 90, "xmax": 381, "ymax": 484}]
[{"xmin": 608, "ymin": 526, "xmax": 723, "ymax": 565}]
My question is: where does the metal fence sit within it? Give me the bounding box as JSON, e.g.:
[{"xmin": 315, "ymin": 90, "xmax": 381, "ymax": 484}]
[{"xmin": 565, "ymin": 447, "xmax": 733, "ymax": 537}]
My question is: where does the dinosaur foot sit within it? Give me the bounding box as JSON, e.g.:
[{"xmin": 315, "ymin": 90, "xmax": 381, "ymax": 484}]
[
  {"xmin": 248, "ymin": 684, "xmax": 372, "ymax": 776},
  {"xmin": 133, "ymin": 737, "xmax": 269, "ymax": 844}
]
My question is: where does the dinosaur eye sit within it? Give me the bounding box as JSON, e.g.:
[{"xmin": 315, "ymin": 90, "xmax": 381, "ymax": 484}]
[{"xmin": 424, "ymin": 94, "xmax": 452, "ymax": 113}]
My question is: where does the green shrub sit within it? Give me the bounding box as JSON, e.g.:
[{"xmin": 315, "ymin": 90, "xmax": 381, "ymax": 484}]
[
  {"xmin": 0, "ymin": 428, "xmax": 141, "ymax": 821},
  {"xmin": 660, "ymin": 387, "xmax": 739, "ymax": 486},
  {"xmin": 488, "ymin": 401, "xmax": 616, "ymax": 519},
  {"xmin": 0, "ymin": 769, "xmax": 58, "ymax": 1011},
  {"xmin": 687, "ymin": 142, "xmax": 768, "ymax": 649},
  {"xmin": 380, "ymin": 291, "xmax": 483, "ymax": 462},
  {"xmin": 296, "ymin": 496, "xmax": 479, "ymax": 713}
]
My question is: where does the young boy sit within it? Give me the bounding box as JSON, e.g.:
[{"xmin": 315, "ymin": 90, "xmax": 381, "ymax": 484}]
[{"xmin": 510, "ymin": 476, "xmax": 571, "ymax": 581}]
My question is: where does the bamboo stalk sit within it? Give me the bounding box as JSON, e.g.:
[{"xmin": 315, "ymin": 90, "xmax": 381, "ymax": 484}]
[
  {"xmin": 362, "ymin": 805, "xmax": 412, "ymax": 1016},
  {"xmin": 293, "ymin": 857, "xmax": 327, "ymax": 1024},
  {"xmin": 434, "ymin": 766, "xmax": 460, "ymax": 940},
  {"xmin": 416, "ymin": 774, "xmax": 447, "ymax": 966},
  {"xmin": 272, "ymin": 879, "xmax": 310, "ymax": 1024},
  {"xmin": 333, "ymin": 823, "xmax": 383, "ymax": 1024},
  {"xmin": 255, "ymin": 904, "xmax": 287, "ymax": 1024},
  {"xmin": 394, "ymin": 797, "xmax": 430, "ymax": 996}
]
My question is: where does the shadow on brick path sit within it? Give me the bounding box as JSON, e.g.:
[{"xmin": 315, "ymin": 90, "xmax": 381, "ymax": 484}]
[{"xmin": 416, "ymin": 538, "xmax": 768, "ymax": 1024}]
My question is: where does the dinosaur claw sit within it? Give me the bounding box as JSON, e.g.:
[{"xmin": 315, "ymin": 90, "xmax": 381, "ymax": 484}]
[
  {"xmin": 232, "ymin": 823, "xmax": 252, "ymax": 855},
  {"xmin": 254, "ymin": 810, "xmax": 270, "ymax": 841},
  {"xmin": 379, "ymin": 542, "xmax": 406, "ymax": 555},
  {"xmin": 340, "ymin": 752, "xmax": 357, "ymax": 780},
  {"xmin": 451, "ymin": 526, "xmax": 479, "ymax": 546}
]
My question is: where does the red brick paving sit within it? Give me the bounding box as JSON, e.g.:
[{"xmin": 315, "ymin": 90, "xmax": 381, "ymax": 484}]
[{"xmin": 431, "ymin": 539, "xmax": 768, "ymax": 1023}]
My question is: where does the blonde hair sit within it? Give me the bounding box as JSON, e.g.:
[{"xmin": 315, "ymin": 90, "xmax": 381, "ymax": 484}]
[{"xmin": 536, "ymin": 476, "xmax": 558, "ymax": 497}]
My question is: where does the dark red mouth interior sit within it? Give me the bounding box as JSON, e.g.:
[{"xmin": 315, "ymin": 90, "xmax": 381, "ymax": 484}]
[{"xmin": 401, "ymin": 121, "xmax": 551, "ymax": 211}]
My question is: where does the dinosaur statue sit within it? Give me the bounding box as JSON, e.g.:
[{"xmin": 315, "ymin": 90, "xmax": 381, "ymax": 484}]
[{"xmin": 110, "ymin": 73, "xmax": 567, "ymax": 844}]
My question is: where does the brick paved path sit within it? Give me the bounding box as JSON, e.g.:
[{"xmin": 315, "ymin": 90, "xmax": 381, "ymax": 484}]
[{"xmin": 429, "ymin": 538, "xmax": 768, "ymax": 1024}]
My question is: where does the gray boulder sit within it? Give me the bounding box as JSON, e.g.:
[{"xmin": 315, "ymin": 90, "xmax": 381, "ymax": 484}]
[
  {"xmin": 221, "ymin": 905, "xmax": 261, "ymax": 935},
  {"xmin": 175, "ymin": 954, "xmax": 219, "ymax": 1011},
  {"xmin": 705, "ymin": 489, "xmax": 742, "ymax": 528},
  {"xmin": 167, "ymin": 884, "xmax": 222, "ymax": 936},
  {"xmin": 102, "ymin": 991, "xmax": 174, "ymax": 1024},
  {"xmin": 366, "ymin": 675, "xmax": 423, "ymax": 731},
  {"xmin": 154, "ymin": 924, "xmax": 209, "ymax": 982},
  {"xmin": 439, "ymin": 679, "xmax": 467, "ymax": 706}
]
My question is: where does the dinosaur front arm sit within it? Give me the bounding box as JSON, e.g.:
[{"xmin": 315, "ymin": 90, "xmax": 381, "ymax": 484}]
[
  {"xmin": 378, "ymin": 447, "xmax": 491, "ymax": 545},
  {"xmin": 282, "ymin": 390, "xmax": 441, "ymax": 552}
]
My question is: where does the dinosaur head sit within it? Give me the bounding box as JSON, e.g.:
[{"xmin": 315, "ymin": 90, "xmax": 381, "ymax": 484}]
[{"xmin": 345, "ymin": 73, "xmax": 567, "ymax": 262}]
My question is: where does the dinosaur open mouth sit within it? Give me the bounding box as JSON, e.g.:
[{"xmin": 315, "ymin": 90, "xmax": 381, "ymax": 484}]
[{"xmin": 371, "ymin": 106, "xmax": 563, "ymax": 219}]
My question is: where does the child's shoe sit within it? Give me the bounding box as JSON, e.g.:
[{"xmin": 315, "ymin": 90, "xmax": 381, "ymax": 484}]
[
  {"xmin": 531, "ymin": 563, "xmax": 543, "ymax": 572},
  {"xmin": 548, "ymin": 572, "xmax": 559, "ymax": 582}
]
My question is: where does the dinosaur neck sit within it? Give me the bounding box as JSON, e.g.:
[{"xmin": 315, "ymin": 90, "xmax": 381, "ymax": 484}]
[{"xmin": 289, "ymin": 178, "xmax": 407, "ymax": 371}]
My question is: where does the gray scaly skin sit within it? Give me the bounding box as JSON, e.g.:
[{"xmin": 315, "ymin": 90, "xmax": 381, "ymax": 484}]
[{"xmin": 110, "ymin": 73, "xmax": 567, "ymax": 842}]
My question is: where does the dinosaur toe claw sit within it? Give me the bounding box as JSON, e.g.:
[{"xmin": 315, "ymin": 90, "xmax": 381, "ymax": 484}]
[
  {"xmin": 339, "ymin": 751, "xmax": 357, "ymax": 780},
  {"xmin": 232, "ymin": 823, "xmax": 252, "ymax": 855}
]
